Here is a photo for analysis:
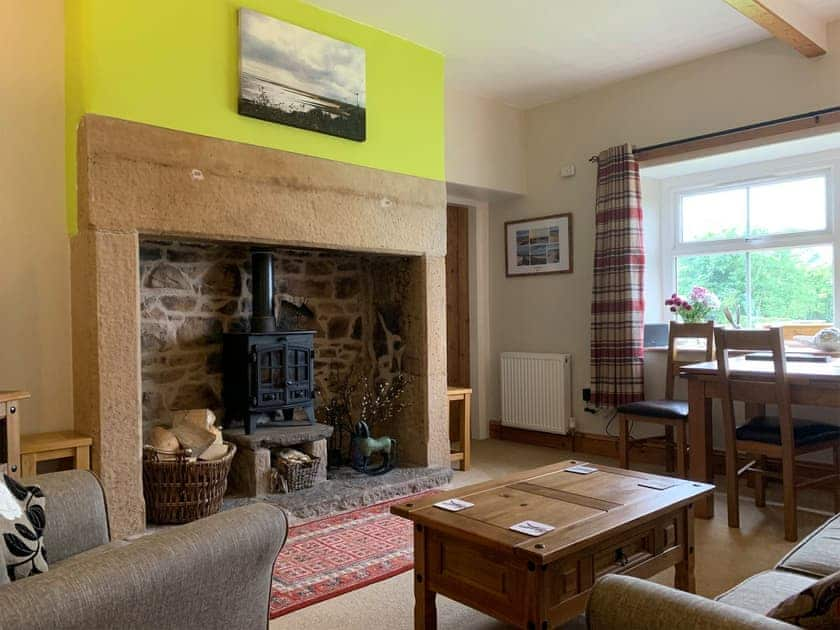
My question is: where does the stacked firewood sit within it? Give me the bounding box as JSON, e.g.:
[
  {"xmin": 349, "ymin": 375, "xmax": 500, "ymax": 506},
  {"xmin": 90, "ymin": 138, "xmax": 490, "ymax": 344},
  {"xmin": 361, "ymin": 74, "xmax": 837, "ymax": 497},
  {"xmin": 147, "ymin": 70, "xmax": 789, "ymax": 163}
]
[
  {"xmin": 271, "ymin": 448, "xmax": 319, "ymax": 493},
  {"xmin": 147, "ymin": 409, "xmax": 229, "ymax": 461},
  {"xmin": 274, "ymin": 448, "xmax": 313, "ymax": 466}
]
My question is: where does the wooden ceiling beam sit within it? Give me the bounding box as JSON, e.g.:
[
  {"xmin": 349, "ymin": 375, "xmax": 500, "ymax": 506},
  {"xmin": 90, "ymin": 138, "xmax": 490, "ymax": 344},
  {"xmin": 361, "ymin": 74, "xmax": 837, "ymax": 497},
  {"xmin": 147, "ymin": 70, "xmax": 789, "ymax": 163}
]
[{"xmin": 723, "ymin": 0, "xmax": 828, "ymax": 57}]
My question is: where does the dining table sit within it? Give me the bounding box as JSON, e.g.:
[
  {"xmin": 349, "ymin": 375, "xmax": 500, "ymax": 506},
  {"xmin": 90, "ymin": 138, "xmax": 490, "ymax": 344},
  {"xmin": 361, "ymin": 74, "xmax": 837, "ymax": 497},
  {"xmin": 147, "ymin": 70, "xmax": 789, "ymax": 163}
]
[{"xmin": 680, "ymin": 352, "xmax": 840, "ymax": 518}]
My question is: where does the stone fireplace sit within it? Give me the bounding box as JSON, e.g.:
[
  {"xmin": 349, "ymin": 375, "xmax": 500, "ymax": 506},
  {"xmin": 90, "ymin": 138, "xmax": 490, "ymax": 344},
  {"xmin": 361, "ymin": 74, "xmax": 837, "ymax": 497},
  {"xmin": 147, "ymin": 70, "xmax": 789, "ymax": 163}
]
[{"xmin": 70, "ymin": 115, "xmax": 448, "ymax": 537}]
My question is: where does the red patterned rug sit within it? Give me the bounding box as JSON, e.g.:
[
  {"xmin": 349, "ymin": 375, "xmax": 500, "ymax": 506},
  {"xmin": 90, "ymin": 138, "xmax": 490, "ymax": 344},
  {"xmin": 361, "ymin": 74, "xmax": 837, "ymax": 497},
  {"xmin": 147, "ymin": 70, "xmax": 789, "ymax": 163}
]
[{"xmin": 269, "ymin": 491, "xmax": 436, "ymax": 619}]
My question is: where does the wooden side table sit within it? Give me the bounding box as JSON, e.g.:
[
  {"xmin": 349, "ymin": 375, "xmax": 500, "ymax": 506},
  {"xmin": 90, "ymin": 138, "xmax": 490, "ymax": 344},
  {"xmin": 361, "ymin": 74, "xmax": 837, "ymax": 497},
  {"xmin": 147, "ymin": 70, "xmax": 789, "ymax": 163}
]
[
  {"xmin": 20, "ymin": 431, "xmax": 93, "ymax": 478},
  {"xmin": 447, "ymin": 386, "xmax": 472, "ymax": 471},
  {"xmin": 0, "ymin": 390, "xmax": 29, "ymax": 479}
]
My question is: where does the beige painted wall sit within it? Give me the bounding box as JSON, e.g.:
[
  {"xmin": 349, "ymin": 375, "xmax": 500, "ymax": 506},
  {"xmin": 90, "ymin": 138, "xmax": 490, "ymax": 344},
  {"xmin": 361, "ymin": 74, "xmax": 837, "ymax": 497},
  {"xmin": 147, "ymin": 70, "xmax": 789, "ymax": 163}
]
[
  {"xmin": 490, "ymin": 24, "xmax": 840, "ymax": 434},
  {"xmin": 0, "ymin": 0, "xmax": 72, "ymax": 434},
  {"xmin": 446, "ymin": 87, "xmax": 526, "ymax": 195},
  {"xmin": 445, "ymin": 87, "xmax": 526, "ymax": 440}
]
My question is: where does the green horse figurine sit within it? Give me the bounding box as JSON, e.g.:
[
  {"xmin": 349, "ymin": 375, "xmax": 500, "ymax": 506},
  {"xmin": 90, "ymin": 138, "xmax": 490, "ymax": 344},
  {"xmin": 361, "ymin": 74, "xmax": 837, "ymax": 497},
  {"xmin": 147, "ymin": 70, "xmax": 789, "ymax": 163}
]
[{"xmin": 351, "ymin": 420, "xmax": 397, "ymax": 475}]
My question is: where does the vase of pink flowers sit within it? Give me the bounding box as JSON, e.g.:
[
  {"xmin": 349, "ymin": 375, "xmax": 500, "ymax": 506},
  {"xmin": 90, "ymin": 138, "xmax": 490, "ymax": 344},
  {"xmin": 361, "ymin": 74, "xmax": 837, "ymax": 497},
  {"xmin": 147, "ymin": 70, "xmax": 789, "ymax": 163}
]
[{"xmin": 665, "ymin": 286, "xmax": 720, "ymax": 323}]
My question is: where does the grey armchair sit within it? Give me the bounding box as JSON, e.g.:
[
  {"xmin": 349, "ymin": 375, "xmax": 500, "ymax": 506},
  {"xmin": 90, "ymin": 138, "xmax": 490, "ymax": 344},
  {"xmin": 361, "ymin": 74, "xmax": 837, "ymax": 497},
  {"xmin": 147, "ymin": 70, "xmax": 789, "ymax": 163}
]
[
  {"xmin": 586, "ymin": 575, "xmax": 796, "ymax": 629},
  {"xmin": 0, "ymin": 470, "xmax": 287, "ymax": 630}
]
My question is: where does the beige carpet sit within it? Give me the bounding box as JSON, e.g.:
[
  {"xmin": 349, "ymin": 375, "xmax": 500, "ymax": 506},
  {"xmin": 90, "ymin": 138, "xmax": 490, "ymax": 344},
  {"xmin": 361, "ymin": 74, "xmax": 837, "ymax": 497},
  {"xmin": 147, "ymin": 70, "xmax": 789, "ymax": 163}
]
[{"xmin": 270, "ymin": 439, "xmax": 831, "ymax": 629}]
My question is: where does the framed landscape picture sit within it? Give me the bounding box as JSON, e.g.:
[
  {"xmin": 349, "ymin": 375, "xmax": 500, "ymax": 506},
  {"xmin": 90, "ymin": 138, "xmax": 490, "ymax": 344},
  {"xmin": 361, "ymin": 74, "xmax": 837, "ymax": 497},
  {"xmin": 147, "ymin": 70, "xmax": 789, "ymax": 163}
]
[
  {"xmin": 505, "ymin": 213, "xmax": 573, "ymax": 277},
  {"xmin": 238, "ymin": 8, "xmax": 366, "ymax": 141}
]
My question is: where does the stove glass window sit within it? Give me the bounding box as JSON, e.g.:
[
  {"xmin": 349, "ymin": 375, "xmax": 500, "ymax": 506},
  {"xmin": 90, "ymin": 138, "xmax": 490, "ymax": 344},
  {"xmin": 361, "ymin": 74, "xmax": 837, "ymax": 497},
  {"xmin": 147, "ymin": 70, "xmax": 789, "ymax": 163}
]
[{"xmin": 259, "ymin": 348, "xmax": 285, "ymax": 389}]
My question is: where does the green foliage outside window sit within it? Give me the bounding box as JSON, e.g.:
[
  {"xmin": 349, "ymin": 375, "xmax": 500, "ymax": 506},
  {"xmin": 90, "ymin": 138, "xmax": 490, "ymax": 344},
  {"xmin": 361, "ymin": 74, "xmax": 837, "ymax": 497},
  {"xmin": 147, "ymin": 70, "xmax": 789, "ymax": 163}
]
[{"xmin": 676, "ymin": 229, "xmax": 833, "ymax": 326}]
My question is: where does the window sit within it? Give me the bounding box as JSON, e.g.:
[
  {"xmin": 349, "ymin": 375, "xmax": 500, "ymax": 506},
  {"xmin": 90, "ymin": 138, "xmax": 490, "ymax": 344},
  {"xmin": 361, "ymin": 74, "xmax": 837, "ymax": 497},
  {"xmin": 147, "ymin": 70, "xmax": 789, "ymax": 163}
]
[
  {"xmin": 665, "ymin": 170, "xmax": 835, "ymax": 327},
  {"xmin": 679, "ymin": 175, "xmax": 827, "ymax": 244}
]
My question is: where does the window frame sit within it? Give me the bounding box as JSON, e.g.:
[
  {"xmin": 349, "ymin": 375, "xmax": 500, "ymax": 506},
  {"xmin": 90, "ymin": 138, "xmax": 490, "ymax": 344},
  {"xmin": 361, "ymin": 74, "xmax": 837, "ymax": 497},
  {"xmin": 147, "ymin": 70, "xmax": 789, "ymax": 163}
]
[
  {"xmin": 674, "ymin": 170, "xmax": 833, "ymax": 253},
  {"xmin": 656, "ymin": 151, "xmax": 840, "ymax": 325}
]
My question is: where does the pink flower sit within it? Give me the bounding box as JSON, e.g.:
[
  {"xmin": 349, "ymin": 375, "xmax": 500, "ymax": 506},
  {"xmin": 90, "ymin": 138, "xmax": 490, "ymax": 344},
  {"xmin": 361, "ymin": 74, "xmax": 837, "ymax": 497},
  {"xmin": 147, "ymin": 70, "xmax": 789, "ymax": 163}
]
[
  {"xmin": 665, "ymin": 298, "xmax": 674, "ymax": 306},
  {"xmin": 669, "ymin": 306, "xmax": 677, "ymax": 312},
  {"xmin": 684, "ymin": 304, "xmax": 692, "ymax": 311}
]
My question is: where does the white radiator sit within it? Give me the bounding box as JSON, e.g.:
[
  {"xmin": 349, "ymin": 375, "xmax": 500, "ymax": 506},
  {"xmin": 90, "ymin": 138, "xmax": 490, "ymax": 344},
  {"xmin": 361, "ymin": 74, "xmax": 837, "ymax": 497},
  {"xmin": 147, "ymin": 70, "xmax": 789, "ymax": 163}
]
[{"xmin": 501, "ymin": 352, "xmax": 572, "ymax": 435}]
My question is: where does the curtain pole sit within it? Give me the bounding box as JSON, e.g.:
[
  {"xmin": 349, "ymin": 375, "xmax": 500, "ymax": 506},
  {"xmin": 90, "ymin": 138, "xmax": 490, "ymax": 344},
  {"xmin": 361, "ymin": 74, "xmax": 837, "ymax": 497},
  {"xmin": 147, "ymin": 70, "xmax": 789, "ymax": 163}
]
[{"xmin": 587, "ymin": 105, "xmax": 840, "ymax": 164}]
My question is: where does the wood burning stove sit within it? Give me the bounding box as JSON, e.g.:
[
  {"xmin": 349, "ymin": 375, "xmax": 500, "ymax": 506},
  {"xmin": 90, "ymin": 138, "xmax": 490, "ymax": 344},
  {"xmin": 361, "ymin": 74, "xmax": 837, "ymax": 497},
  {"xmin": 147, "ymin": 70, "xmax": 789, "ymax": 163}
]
[{"xmin": 222, "ymin": 250, "xmax": 316, "ymax": 434}]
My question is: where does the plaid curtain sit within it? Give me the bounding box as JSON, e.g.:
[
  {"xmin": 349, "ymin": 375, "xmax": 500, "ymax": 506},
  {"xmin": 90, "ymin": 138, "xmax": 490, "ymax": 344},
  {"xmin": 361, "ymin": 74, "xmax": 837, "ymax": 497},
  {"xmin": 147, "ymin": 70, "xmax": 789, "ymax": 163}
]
[{"xmin": 590, "ymin": 144, "xmax": 645, "ymax": 407}]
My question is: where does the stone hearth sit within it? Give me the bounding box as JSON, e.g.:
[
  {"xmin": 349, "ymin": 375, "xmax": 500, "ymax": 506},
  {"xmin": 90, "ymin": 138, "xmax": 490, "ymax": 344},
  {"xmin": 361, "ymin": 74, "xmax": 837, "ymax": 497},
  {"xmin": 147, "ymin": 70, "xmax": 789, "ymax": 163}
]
[
  {"xmin": 223, "ymin": 465, "xmax": 452, "ymax": 525},
  {"xmin": 70, "ymin": 115, "xmax": 448, "ymax": 537}
]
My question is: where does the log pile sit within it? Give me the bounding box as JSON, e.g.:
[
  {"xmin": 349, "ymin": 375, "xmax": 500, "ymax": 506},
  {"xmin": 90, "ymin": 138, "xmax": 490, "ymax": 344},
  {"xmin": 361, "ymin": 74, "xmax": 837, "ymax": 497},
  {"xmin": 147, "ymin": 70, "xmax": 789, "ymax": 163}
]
[{"xmin": 147, "ymin": 409, "xmax": 229, "ymax": 461}]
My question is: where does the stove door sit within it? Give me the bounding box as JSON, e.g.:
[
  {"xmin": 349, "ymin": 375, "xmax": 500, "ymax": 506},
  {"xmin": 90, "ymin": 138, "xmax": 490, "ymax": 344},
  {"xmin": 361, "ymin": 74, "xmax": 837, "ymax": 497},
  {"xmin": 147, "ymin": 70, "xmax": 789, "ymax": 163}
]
[
  {"xmin": 252, "ymin": 343, "xmax": 287, "ymax": 407},
  {"xmin": 285, "ymin": 343, "xmax": 313, "ymax": 404}
]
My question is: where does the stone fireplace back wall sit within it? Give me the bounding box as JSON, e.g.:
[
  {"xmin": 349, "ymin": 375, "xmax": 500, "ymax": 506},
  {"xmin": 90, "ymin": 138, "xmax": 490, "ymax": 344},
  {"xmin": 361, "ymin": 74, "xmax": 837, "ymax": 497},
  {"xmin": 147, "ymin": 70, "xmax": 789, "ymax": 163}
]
[{"xmin": 139, "ymin": 239, "xmax": 413, "ymax": 435}]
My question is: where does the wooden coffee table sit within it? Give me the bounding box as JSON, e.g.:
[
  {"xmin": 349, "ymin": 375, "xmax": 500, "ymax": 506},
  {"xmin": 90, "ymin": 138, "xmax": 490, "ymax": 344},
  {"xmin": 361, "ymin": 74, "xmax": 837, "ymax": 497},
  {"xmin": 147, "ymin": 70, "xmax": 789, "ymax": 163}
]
[{"xmin": 392, "ymin": 460, "xmax": 714, "ymax": 629}]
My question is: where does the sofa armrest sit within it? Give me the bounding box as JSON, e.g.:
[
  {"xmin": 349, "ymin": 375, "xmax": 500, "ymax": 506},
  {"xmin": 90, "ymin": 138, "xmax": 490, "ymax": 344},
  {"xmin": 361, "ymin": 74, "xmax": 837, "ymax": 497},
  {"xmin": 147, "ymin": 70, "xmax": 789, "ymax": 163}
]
[
  {"xmin": 0, "ymin": 503, "xmax": 287, "ymax": 630},
  {"xmin": 587, "ymin": 575, "xmax": 797, "ymax": 630},
  {"xmin": 32, "ymin": 470, "xmax": 110, "ymax": 563}
]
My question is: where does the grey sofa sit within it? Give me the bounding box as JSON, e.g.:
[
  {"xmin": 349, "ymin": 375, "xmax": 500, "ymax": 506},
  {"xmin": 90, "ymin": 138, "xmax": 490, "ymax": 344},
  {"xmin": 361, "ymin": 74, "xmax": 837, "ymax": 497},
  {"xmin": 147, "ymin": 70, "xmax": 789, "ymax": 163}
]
[
  {"xmin": 587, "ymin": 511, "xmax": 840, "ymax": 628},
  {"xmin": 0, "ymin": 470, "xmax": 288, "ymax": 630}
]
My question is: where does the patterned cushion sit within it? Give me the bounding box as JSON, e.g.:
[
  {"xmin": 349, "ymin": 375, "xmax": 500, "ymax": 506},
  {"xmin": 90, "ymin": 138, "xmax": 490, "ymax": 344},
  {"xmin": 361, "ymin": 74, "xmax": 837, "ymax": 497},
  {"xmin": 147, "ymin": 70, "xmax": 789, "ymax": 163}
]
[
  {"xmin": 768, "ymin": 569, "xmax": 840, "ymax": 628},
  {"xmin": 0, "ymin": 474, "xmax": 47, "ymax": 581}
]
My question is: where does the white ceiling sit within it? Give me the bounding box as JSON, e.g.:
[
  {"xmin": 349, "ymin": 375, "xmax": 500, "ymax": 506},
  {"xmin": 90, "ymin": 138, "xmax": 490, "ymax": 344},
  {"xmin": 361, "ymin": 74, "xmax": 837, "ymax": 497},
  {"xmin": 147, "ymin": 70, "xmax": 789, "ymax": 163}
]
[{"xmin": 307, "ymin": 0, "xmax": 840, "ymax": 110}]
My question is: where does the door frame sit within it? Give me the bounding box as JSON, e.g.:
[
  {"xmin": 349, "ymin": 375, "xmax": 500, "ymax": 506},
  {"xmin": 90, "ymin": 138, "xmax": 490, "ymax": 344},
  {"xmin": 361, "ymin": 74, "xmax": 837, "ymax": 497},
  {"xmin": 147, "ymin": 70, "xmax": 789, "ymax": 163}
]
[{"xmin": 445, "ymin": 196, "xmax": 491, "ymax": 440}]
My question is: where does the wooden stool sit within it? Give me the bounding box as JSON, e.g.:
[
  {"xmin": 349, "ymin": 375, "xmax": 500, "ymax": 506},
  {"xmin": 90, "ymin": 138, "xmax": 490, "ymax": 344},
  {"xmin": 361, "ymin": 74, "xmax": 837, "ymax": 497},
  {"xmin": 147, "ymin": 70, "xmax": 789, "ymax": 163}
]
[
  {"xmin": 448, "ymin": 386, "xmax": 472, "ymax": 471},
  {"xmin": 20, "ymin": 431, "xmax": 93, "ymax": 478}
]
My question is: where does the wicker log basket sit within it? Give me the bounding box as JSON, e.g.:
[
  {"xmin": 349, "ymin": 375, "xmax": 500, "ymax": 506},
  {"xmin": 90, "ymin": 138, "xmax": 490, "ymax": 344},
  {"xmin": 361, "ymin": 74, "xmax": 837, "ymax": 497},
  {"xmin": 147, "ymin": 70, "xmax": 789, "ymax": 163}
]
[
  {"xmin": 272, "ymin": 456, "xmax": 320, "ymax": 493},
  {"xmin": 142, "ymin": 443, "xmax": 236, "ymax": 525}
]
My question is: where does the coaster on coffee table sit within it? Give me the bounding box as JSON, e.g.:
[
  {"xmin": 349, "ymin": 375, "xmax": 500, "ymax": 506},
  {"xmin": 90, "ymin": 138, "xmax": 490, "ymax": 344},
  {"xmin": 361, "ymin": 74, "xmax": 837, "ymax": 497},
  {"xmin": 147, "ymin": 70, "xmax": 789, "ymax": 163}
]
[{"xmin": 510, "ymin": 520, "xmax": 555, "ymax": 536}]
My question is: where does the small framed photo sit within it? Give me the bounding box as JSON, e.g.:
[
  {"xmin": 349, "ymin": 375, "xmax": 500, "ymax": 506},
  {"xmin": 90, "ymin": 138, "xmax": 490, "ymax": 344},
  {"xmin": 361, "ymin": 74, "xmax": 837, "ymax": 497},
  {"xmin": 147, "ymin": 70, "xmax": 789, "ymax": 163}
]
[{"xmin": 505, "ymin": 213, "xmax": 573, "ymax": 277}]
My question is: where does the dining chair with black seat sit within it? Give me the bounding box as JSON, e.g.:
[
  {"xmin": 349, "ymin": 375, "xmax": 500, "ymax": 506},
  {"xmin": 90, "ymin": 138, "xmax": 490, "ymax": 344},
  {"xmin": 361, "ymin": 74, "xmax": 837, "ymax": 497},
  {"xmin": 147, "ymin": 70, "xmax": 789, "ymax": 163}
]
[
  {"xmin": 715, "ymin": 326, "xmax": 840, "ymax": 542},
  {"xmin": 617, "ymin": 321, "xmax": 715, "ymax": 477}
]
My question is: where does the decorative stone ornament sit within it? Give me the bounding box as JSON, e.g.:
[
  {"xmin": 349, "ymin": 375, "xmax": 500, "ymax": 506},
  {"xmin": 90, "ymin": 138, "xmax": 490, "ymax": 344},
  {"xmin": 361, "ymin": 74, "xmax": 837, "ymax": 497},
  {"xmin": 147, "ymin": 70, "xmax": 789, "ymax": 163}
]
[{"xmin": 350, "ymin": 421, "xmax": 397, "ymax": 475}]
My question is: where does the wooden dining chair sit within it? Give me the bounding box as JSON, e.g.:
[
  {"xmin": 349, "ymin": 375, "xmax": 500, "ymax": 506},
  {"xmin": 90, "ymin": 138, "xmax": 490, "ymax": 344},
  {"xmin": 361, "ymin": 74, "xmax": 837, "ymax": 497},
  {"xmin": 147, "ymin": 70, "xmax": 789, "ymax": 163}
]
[
  {"xmin": 715, "ymin": 327, "xmax": 840, "ymax": 542},
  {"xmin": 617, "ymin": 321, "xmax": 715, "ymax": 477}
]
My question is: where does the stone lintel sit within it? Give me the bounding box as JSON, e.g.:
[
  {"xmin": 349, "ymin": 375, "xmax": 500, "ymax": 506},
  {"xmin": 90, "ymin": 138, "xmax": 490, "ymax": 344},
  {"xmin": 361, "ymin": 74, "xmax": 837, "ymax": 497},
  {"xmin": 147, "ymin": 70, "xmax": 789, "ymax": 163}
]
[{"xmin": 79, "ymin": 115, "xmax": 446, "ymax": 258}]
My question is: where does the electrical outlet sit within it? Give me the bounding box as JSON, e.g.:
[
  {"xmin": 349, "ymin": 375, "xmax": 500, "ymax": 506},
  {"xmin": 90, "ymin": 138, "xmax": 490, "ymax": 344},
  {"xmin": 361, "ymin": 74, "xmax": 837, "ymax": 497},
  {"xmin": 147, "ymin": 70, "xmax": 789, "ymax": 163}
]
[{"xmin": 582, "ymin": 387, "xmax": 591, "ymax": 402}]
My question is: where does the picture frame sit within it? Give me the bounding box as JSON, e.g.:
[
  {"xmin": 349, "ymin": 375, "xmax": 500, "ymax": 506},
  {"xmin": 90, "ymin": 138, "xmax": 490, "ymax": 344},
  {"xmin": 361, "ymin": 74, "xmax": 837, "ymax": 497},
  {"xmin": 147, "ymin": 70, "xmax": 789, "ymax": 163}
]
[
  {"xmin": 238, "ymin": 8, "xmax": 366, "ymax": 142},
  {"xmin": 505, "ymin": 213, "xmax": 573, "ymax": 277}
]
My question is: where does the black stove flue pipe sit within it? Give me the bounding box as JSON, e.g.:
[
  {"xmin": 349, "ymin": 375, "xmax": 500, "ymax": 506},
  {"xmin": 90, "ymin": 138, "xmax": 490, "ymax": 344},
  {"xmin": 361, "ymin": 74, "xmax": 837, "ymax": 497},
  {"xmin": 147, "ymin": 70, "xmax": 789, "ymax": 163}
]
[{"xmin": 251, "ymin": 250, "xmax": 276, "ymax": 333}]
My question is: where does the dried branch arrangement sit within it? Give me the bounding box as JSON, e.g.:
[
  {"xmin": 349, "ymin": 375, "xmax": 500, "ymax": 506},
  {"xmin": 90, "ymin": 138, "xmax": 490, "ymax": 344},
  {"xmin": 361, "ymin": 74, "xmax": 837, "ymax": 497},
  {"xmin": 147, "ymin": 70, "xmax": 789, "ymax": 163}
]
[
  {"xmin": 317, "ymin": 367, "xmax": 411, "ymax": 465},
  {"xmin": 358, "ymin": 373, "xmax": 410, "ymax": 427}
]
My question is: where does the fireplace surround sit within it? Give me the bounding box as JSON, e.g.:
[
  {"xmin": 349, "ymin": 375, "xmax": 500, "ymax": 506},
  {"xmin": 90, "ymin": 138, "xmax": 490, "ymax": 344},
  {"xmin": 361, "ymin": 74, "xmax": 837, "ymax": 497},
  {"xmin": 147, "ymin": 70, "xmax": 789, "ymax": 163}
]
[{"xmin": 70, "ymin": 115, "xmax": 448, "ymax": 537}]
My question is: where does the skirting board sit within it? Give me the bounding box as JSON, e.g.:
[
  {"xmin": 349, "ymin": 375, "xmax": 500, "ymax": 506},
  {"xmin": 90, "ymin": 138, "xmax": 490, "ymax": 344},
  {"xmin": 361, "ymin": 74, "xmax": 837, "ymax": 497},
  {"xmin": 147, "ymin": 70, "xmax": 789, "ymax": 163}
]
[{"xmin": 488, "ymin": 421, "xmax": 836, "ymax": 480}]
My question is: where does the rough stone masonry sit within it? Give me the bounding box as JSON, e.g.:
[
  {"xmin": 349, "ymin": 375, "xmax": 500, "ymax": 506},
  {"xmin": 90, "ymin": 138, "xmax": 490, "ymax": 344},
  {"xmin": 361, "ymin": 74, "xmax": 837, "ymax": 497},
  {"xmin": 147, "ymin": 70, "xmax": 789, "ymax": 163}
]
[{"xmin": 139, "ymin": 239, "xmax": 413, "ymax": 436}]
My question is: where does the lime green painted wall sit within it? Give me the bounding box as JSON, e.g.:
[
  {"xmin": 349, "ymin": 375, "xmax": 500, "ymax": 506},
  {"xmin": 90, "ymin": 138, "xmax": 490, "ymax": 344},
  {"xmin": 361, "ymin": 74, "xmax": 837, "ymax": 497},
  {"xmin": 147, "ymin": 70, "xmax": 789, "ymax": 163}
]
[{"xmin": 65, "ymin": 0, "xmax": 445, "ymax": 233}]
